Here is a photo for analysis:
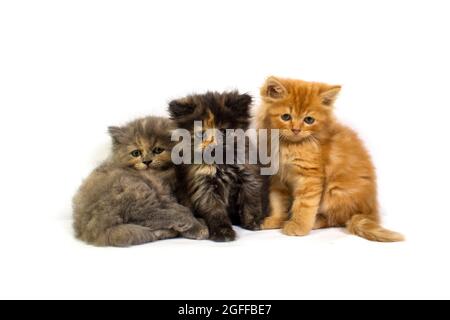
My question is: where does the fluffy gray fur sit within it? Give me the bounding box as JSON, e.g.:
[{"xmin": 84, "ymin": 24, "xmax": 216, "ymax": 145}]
[{"xmin": 73, "ymin": 116, "xmax": 208, "ymax": 247}]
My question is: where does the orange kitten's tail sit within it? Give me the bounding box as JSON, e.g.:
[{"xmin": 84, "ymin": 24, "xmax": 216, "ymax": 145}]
[{"xmin": 347, "ymin": 215, "xmax": 404, "ymax": 242}]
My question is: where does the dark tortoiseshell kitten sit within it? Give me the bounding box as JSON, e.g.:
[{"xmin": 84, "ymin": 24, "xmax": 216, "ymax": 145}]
[{"xmin": 169, "ymin": 92, "xmax": 265, "ymax": 242}]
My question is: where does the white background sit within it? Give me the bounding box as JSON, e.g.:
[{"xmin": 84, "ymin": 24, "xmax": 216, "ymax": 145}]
[{"xmin": 1, "ymin": 0, "xmax": 449, "ymax": 300}]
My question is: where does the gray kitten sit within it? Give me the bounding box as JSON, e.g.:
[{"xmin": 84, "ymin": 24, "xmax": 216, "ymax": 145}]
[{"xmin": 73, "ymin": 116, "xmax": 208, "ymax": 247}]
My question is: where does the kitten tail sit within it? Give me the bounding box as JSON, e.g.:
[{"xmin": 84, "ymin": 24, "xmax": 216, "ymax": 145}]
[{"xmin": 347, "ymin": 215, "xmax": 404, "ymax": 242}]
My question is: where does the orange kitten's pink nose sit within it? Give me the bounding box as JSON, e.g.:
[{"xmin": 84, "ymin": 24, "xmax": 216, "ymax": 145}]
[{"xmin": 291, "ymin": 129, "xmax": 301, "ymax": 135}]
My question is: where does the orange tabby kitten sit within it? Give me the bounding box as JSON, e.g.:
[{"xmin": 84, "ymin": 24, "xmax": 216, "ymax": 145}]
[{"xmin": 257, "ymin": 76, "xmax": 403, "ymax": 242}]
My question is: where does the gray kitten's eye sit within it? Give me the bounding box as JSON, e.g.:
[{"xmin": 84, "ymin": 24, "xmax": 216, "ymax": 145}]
[
  {"xmin": 131, "ymin": 150, "xmax": 142, "ymax": 157},
  {"xmin": 304, "ymin": 116, "xmax": 315, "ymax": 125},
  {"xmin": 153, "ymin": 147, "xmax": 164, "ymax": 154},
  {"xmin": 281, "ymin": 114, "xmax": 292, "ymax": 121}
]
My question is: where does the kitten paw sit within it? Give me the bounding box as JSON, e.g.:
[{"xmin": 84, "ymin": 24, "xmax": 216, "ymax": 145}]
[
  {"xmin": 282, "ymin": 221, "xmax": 311, "ymax": 237},
  {"xmin": 261, "ymin": 216, "xmax": 285, "ymax": 230},
  {"xmin": 210, "ymin": 227, "xmax": 236, "ymax": 242},
  {"xmin": 181, "ymin": 220, "xmax": 209, "ymax": 240},
  {"xmin": 153, "ymin": 229, "xmax": 179, "ymax": 240},
  {"xmin": 173, "ymin": 219, "xmax": 195, "ymax": 233},
  {"xmin": 241, "ymin": 220, "xmax": 262, "ymax": 231}
]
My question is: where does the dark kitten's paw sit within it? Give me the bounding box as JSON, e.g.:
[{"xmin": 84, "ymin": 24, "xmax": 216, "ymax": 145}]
[
  {"xmin": 181, "ymin": 220, "xmax": 209, "ymax": 240},
  {"xmin": 240, "ymin": 221, "xmax": 261, "ymax": 231},
  {"xmin": 210, "ymin": 227, "xmax": 236, "ymax": 242}
]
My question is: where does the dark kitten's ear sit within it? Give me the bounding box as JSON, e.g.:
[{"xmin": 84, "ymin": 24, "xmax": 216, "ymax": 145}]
[
  {"xmin": 108, "ymin": 126, "xmax": 127, "ymax": 145},
  {"xmin": 224, "ymin": 92, "xmax": 253, "ymax": 112},
  {"xmin": 320, "ymin": 85, "xmax": 341, "ymax": 106},
  {"xmin": 168, "ymin": 99, "xmax": 196, "ymax": 119},
  {"xmin": 261, "ymin": 76, "xmax": 287, "ymax": 100}
]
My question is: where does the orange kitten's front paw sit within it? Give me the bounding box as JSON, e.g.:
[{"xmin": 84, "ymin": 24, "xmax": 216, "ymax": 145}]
[
  {"xmin": 261, "ymin": 216, "xmax": 285, "ymax": 230},
  {"xmin": 282, "ymin": 221, "xmax": 311, "ymax": 237}
]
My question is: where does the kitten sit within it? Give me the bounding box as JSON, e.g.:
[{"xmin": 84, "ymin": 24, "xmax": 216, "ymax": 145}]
[
  {"xmin": 73, "ymin": 116, "xmax": 208, "ymax": 247},
  {"xmin": 169, "ymin": 92, "xmax": 265, "ymax": 242},
  {"xmin": 257, "ymin": 77, "xmax": 404, "ymax": 242}
]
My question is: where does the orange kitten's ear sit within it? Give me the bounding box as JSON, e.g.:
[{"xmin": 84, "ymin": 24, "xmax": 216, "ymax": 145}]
[
  {"xmin": 320, "ymin": 85, "xmax": 341, "ymax": 106},
  {"xmin": 261, "ymin": 77, "xmax": 287, "ymax": 100}
]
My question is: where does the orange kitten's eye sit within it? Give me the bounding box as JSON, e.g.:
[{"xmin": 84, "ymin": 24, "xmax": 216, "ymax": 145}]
[
  {"xmin": 153, "ymin": 147, "xmax": 164, "ymax": 154},
  {"xmin": 281, "ymin": 114, "xmax": 292, "ymax": 121},
  {"xmin": 304, "ymin": 116, "xmax": 315, "ymax": 125},
  {"xmin": 131, "ymin": 150, "xmax": 142, "ymax": 157}
]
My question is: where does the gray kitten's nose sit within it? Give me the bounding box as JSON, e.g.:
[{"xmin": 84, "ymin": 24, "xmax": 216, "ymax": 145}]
[{"xmin": 143, "ymin": 160, "xmax": 153, "ymax": 166}]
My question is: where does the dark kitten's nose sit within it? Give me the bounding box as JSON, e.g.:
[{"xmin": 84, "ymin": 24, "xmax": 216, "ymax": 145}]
[
  {"xmin": 143, "ymin": 160, "xmax": 153, "ymax": 166},
  {"xmin": 291, "ymin": 129, "xmax": 301, "ymax": 135}
]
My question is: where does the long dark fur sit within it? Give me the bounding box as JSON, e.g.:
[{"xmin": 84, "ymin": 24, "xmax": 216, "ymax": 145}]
[
  {"xmin": 73, "ymin": 116, "xmax": 208, "ymax": 247},
  {"xmin": 169, "ymin": 92, "xmax": 265, "ymax": 242}
]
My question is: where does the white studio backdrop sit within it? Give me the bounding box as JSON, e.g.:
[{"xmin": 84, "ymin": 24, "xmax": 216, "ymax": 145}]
[{"xmin": 0, "ymin": 0, "xmax": 449, "ymax": 299}]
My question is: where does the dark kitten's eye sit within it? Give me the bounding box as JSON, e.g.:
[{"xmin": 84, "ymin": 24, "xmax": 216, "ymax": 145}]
[
  {"xmin": 194, "ymin": 131, "xmax": 204, "ymax": 139},
  {"xmin": 304, "ymin": 116, "xmax": 315, "ymax": 125},
  {"xmin": 281, "ymin": 114, "xmax": 292, "ymax": 121},
  {"xmin": 219, "ymin": 129, "xmax": 232, "ymax": 136},
  {"xmin": 153, "ymin": 147, "xmax": 164, "ymax": 154},
  {"xmin": 131, "ymin": 150, "xmax": 142, "ymax": 157}
]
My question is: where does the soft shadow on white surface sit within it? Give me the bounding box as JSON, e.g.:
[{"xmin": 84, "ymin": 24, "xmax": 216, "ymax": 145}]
[{"xmin": 0, "ymin": 214, "xmax": 445, "ymax": 300}]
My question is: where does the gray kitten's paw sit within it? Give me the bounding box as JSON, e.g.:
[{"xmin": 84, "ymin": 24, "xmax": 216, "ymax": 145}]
[
  {"xmin": 181, "ymin": 219, "xmax": 209, "ymax": 240},
  {"xmin": 173, "ymin": 218, "xmax": 195, "ymax": 233},
  {"xmin": 153, "ymin": 229, "xmax": 179, "ymax": 240}
]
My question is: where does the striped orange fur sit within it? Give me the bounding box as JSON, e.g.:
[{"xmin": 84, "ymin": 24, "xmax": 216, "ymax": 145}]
[{"xmin": 257, "ymin": 76, "xmax": 403, "ymax": 242}]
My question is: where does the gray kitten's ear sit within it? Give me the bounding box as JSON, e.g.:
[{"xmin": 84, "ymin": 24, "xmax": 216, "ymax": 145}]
[
  {"xmin": 261, "ymin": 76, "xmax": 287, "ymax": 100},
  {"xmin": 108, "ymin": 126, "xmax": 127, "ymax": 144}
]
